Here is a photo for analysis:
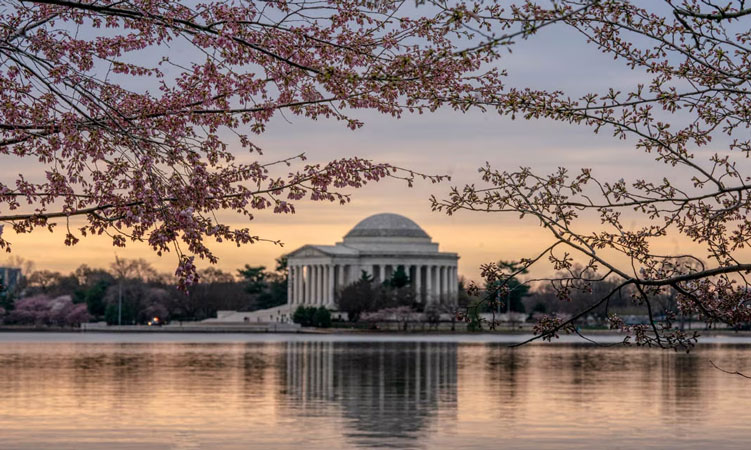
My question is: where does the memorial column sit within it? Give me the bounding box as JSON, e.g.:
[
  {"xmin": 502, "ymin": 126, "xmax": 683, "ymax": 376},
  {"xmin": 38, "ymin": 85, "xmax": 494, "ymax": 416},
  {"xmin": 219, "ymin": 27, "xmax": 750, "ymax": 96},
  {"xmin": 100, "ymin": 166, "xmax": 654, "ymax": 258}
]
[
  {"xmin": 318, "ymin": 264, "xmax": 325, "ymax": 305},
  {"xmin": 426, "ymin": 265, "xmax": 433, "ymax": 303},
  {"xmin": 440, "ymin": 266, "xmax": 447, "ymax": 303},
  {"xmin": 327, "ymin": 264, "xmax": 335, "ymax": 306},
  {"xmin": 295, "ymin": 265, "xmax": 302, "ymax": 304},
  {"xmin": 314, "ymin": 265, "xmax": 320, "ymax": 305},
  {"xmin": 305, "ymin": 264, "xmax": 311, "ymax": 305},
  {"xmin": 414, "ymin": 265, "xmax": 422, "ymax": 302},
  {"xmin": 288, "ymin": 266, "xmax": 295, "ymax": 304}
]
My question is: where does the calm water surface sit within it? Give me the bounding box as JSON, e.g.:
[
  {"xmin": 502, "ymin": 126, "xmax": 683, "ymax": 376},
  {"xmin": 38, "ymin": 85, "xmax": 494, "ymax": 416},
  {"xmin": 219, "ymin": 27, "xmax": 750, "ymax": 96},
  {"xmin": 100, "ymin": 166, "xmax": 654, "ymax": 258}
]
[{"xmin": 1, "ymin": 333, "xmax": 750, "ymax": 449}]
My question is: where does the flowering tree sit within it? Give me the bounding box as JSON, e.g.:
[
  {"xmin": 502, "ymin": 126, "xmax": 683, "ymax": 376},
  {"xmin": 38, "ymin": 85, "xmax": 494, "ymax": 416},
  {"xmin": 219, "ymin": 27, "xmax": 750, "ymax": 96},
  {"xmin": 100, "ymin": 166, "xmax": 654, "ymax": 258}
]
[
  {"xmin": 2, "ymin": 0, "xmax": 549, "ymax": 287},
  {"xmin": 434, "ymin": 0, "xmax": 751, "ymax": 349},
  {"xmin": 3, "ymin": 294, "xmax": 91, "ymax": 326}
]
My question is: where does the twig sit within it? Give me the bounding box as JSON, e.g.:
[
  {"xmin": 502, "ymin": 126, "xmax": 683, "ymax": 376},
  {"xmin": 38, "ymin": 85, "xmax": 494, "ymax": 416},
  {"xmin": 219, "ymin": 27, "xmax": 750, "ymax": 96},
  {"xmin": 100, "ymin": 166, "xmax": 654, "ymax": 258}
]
[{"xmin": 709, "ymin": 360, "xmax": 751, "ymax": 379}]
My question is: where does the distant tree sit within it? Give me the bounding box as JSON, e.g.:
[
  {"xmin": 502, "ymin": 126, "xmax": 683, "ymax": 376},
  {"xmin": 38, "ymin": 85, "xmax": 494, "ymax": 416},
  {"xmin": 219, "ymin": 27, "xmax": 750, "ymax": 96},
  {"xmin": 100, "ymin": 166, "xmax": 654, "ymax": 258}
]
[
  {"xmin": 27, "ymin": 270, "xmax": 64, "ymax": 293},
  {"xmin": 108, "ymin": 256, "xmax": 158, "ymax": 325},
  {"xmin": 358, "ymin": 271, "xmax": 374, "ymax": 283},
  {"xmin": 169, "ymin": 281, "xmax": 251, "ymax": 322},
  {"xmin": 50, "ymin": 275, "xmax": 81, "ymax": 299},
  {"xmin": 72, "ymin": 265, "xmax": 115, "ymax": 318},
  {"xmin": 375, "ymin": 284, "xmax": 417, "ymax": 311},
  {"xmin": 103, "ymin": 281, "xmax": 170, "ymax": 325},
  {"xmin": 140, "ymin": 289, "xmax": 171, "ymax": 323},
  {"xmin": 258, "ymin": 258, "xmax": 289, "ymax": 310},
  {"xmin": 4, "ymin": 295, "xmax": 91, "ymax": 327},
  {"xmin": 464, "ymin": 297, "xmax": 486, "ymax": 332},
  {"xmin": 4, "ymin": 295, "xmax": 51, "ymax": 325},
  {"xmin": 74, "ymin": 265, "xmax": 115, "ymax": 287},
  {"xmin": 238, "ymin": 265, "xmax": 267, "ymax": 295},
  {"xmin": 110, "ymin": 257, "xmax": 158, "ymax": 283},
  {"xmin": 485, "ymin": 262, "xmax": 529, "ymax": 315},
  {"xmin": 79, "ymin": 280, "xmax": 111, "ymax": 317},
  {"xmin": 64, "ymin": 304, "xmax": 92, "ymax": 327},
  {"xmin": 104, "ymin": 282, "xmax": 141, "ymax": 325},
  {"xmin": 238, "ymin": 261, "xmax": 288, "ymax": 310},
  {"xmin": 199, "ymin": 267, "xmax": 236, "ymax": 284},
  {"xmin": 339, "ymin": 269, "xmax": 420, "ymax": 322},
  {"xmin": 523, "ymin": 269, "xmax": 640, "ymax": 319},
  {"xmin": 457, "ymin": 277, "xmax": 473, "ymax": 309},
  {"xmin": 255, "ymin": 287, "xmax": 286, "ymax": 311},
  {"xmin": 275, "ymin": 256, "xmax": 288, "ymax": 277},
  {"xmin": 387, "ymin": 266, "xmax": 410, "ymax": 288},
  {"xmin": 502, "ymin": 262, "xmax": 529, "ymax": 313},
  {"xmin": 338, "ymin": 274, "xmax": 378, "ymax": 322}
]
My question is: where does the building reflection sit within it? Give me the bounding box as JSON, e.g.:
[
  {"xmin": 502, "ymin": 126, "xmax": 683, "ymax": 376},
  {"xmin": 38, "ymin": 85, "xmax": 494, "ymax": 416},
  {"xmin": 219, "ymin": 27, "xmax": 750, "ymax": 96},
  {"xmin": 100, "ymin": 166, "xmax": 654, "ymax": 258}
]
[{"xmin": 283, "ymin": 341, "xmax": 458, "ymax": 446}]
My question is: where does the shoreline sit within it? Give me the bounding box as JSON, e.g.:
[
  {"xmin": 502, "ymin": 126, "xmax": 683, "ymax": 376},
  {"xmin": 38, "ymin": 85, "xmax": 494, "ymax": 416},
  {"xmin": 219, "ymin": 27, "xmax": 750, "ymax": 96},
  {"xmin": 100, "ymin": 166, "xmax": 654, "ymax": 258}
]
[
  {"xmin": 1, "ymin": 324, "xmax": 751, "ymax": 338},
  {"xmin": 2, "ymin": 330, "xmax": 751, "ymax": 346}
]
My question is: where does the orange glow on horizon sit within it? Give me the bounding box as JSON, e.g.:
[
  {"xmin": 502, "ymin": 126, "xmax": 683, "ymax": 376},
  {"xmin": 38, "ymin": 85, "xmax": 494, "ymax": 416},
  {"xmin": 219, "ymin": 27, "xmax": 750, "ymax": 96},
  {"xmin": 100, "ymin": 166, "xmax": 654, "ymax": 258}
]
[{"xmin": 2, "ymin": 204, "xmax": 733, "ymax": 284}]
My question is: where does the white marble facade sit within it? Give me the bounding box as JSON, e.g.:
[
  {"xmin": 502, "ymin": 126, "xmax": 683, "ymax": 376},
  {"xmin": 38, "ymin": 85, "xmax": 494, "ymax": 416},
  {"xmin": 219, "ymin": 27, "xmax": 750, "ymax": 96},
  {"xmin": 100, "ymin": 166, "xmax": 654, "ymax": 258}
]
[{"xmin": 286, "ymin": 213, "xmax": 459, "ymax": 307}]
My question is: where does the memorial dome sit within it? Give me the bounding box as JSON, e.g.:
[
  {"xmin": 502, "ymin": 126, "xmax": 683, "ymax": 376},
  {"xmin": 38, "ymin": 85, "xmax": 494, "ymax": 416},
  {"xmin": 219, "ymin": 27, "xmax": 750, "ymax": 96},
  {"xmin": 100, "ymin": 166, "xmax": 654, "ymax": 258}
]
[{"xmin": 344, "ymin": 213, "xmax": 430, "ymax": 239}]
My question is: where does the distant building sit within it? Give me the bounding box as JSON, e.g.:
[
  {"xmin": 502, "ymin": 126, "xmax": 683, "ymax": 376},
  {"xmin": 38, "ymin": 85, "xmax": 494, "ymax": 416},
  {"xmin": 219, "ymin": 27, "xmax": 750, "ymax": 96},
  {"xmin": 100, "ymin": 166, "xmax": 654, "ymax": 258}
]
[
  {"xmin": 286, "ymin": 213, "xmax": 460, "ymax": 307},
  {"xmin": 0, "ymin": 267, "xmax": 22, "ymax": 294},
  {"xmin": 203, "ymin": 213, "xmax": 460, "ymax": 324}
]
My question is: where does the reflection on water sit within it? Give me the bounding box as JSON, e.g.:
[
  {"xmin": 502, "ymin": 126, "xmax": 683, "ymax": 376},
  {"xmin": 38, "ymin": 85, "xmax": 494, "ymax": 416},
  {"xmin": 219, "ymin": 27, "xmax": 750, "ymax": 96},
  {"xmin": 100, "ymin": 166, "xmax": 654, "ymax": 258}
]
[
  {"xmin": 284, "ymin": 342, "xmax": 456, "ymax": 446},
  {"xmin": 0, "ymin": 337, "xmax": 750, "ymax": 449}
]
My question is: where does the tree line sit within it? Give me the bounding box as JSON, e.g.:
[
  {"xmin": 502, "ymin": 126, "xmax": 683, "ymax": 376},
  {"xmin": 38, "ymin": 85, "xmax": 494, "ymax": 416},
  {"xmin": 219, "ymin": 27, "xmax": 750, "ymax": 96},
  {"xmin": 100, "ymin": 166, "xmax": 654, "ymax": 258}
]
[
  {"xmin": 0, "ymin": 257, "xmax": 288, "ymax": 326},
  {"xmin": 327, "ymin": 261, "xmax": 709, "ymax": 332},
  {"xmin": 1, "ymin": 257, "xmax": 732, "ymax": 330}
]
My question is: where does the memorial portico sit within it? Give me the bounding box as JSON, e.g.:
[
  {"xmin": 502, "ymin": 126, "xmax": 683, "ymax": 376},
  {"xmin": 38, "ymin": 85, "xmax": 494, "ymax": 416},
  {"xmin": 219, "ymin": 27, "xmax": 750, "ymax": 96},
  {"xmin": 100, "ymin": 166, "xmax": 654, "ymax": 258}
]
[{"xmin": 286, "ymin": 213, "xmax": 459, "ymax": 307}]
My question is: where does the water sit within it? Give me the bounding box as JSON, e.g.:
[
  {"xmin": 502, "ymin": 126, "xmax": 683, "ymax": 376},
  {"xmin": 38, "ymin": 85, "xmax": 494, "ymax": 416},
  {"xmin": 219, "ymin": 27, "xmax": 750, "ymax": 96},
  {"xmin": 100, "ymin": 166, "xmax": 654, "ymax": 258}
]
[{"xmin": 1, "ymin": 333, "xmax": 750, "ymax": 449}]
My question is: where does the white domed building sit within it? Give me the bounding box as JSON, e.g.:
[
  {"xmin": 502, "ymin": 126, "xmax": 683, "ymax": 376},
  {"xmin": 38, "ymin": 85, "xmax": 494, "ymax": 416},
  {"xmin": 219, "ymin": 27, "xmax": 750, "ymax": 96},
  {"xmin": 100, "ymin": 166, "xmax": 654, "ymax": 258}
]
[{"xmin": 286, "ymin": 213, "xmax": 459, "ymax": 307}]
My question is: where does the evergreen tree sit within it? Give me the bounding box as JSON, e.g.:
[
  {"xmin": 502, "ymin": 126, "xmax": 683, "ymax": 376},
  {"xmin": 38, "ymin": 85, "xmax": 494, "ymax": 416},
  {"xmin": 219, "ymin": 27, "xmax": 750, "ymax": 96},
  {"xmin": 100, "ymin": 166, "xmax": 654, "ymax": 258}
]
[
  {"xmin": 338, "ymin": 275, "xmax": 377, "ymax": 322},
  {"xmin": 387, "ymin": 265, "xmax": 410, "ymax": 288},
  {"xmin": 486, "ymin": 261, "xmax": 529, "ymax": 314},
  {"xmin": 237, "ymin": 265, "xmax": 267, "ymax": 294}
]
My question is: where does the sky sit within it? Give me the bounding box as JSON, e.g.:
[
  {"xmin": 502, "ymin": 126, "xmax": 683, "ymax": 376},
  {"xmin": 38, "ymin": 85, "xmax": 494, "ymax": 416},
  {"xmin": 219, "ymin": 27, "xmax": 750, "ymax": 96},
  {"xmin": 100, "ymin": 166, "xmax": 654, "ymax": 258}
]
[{"xmin": 1, "ymin": 4, "xmax": 739, "ymax": 282}]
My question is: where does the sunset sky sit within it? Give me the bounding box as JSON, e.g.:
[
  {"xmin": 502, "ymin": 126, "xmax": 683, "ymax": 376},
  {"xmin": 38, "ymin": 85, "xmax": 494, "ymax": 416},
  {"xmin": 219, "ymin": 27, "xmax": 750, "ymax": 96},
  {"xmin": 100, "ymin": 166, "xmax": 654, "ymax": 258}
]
[{"xmin": 0, "ymin": 13, "xmax": 729, "ymax": 282}]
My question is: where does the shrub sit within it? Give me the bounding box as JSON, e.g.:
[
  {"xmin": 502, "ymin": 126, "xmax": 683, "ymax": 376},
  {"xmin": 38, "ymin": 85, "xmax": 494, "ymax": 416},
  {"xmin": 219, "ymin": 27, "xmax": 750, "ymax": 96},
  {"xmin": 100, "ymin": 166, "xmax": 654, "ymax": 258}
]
[
  {"xmin": 293, "ymin": 305, "xmax": 332, "ymax": 328},
  {"xmin": 292, "ymin": 305, "xmax": 315, "ymax": 326},
  {"xmin": 313, "ymin": 307, "xmax": 332, "ymax": 328}
]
